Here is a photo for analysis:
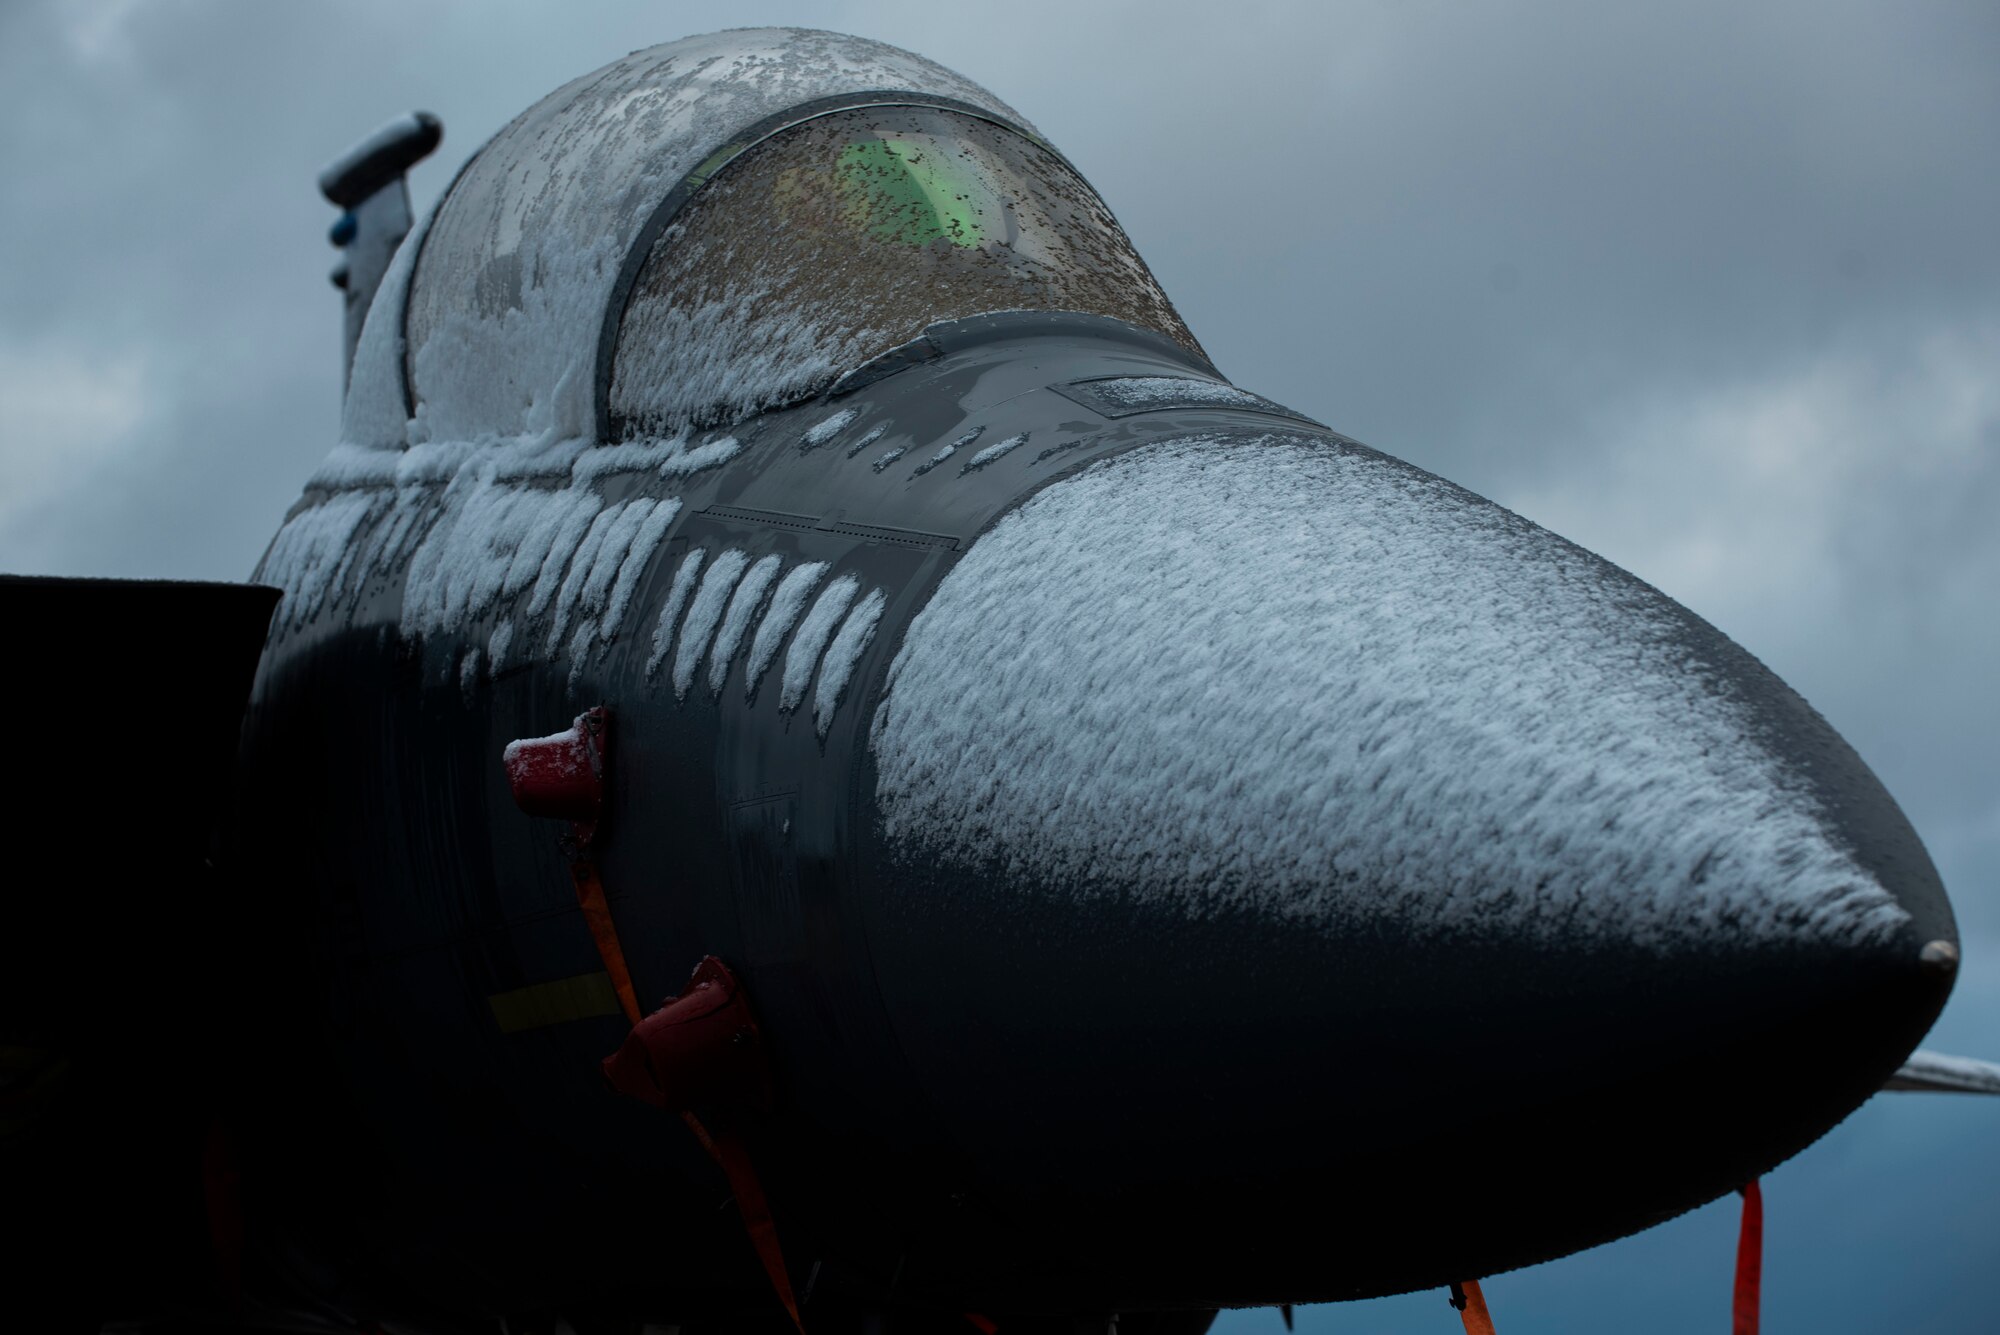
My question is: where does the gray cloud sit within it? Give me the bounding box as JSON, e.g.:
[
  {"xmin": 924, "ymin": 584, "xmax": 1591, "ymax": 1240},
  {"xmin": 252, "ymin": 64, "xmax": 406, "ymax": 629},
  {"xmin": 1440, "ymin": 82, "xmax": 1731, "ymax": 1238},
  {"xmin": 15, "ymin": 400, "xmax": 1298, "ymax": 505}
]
[{"xmin": 3, "ymin": 2, "xmax": 1994, "ymax": 1330}]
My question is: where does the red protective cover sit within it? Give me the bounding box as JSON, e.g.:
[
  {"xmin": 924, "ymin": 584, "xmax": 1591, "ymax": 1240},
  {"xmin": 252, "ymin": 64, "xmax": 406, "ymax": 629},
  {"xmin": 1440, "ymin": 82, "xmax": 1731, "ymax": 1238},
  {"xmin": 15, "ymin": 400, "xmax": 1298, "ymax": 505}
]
[
  {"xmin": 502, "ymin": 709, "xmax": 606, "ymax": 823},
  {"xmin": 602, "ymin": 957, "xmax": 773, "ymax": 1115}
]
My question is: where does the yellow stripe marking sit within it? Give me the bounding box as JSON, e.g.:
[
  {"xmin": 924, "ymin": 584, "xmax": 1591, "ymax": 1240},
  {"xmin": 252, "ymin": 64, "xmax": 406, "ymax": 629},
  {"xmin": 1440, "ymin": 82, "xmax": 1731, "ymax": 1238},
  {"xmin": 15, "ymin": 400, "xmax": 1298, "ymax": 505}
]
[{"xmin": 487, "ymin": 971, "xmax": 623, "ymax": 1034}]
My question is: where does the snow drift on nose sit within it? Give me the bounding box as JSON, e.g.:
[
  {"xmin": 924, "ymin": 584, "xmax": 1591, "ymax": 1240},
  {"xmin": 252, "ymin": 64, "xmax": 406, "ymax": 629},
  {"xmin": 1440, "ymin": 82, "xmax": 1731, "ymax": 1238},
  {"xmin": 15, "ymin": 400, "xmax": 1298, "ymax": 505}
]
[{"xmin": 869, "ymin": 433, "xmax": 1908, "ymax": 954}]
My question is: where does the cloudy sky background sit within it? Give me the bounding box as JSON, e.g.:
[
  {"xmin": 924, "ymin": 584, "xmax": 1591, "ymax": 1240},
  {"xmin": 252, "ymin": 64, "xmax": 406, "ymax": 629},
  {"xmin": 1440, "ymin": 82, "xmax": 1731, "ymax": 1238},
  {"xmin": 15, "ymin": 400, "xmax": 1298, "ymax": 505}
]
[{"xmin": 3, "ymin": 1, "xmax": 1995, "ymax": 1330}]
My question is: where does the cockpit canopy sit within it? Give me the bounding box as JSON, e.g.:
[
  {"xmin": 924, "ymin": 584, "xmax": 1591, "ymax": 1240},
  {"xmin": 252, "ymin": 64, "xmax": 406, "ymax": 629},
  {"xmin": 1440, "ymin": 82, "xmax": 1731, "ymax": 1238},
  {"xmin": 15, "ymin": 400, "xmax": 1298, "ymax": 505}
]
[
  {"xmin": 383, "ymin": 29, "xmax": 1198, "ymax": 448},
  {"xmin": 609, "ymin": 105, "xmax": 1200, "ymax": 435}
]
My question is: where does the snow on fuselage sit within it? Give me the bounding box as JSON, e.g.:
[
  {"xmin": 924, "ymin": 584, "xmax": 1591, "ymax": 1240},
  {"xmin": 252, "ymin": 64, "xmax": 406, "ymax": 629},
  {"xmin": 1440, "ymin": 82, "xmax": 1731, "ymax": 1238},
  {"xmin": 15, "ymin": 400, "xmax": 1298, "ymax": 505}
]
[{"xmin": 238, "ymin": 25, "xmax": 1956, "ymax": 1319}]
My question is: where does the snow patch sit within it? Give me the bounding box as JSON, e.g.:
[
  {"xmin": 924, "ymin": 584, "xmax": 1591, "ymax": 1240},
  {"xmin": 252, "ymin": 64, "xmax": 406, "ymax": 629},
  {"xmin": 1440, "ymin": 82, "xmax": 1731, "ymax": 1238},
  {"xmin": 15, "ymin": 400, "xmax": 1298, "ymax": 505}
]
[
  {"xmin": 964, "ymin": 432, "xmax": 1029, "ymax": 472},
  {"xmin": 747, "ymin": 562, "xmax": 830, "ymax": 702},
  {"xmin": 311, "ymin": 430, "xmax": 738, "ymax": 491},
  {"xmin": 339, "ymin": 192, "xmax": 440, "ymax": 450},
  {"xmin": 871, "ymin": 434, "xmax": 1911, "ymax": 952},
  {"xmin": 1083, "ymin": 376, "xmax": 1278, "ymax": 414},
  {"xmin": 487, "ymin": 621, "xmax": 515, "ymax": 672},
  {"xmin": 572, "ymin": 433, "xmax": 741, "ymax": 484},
  {"xmin": 647, "ymin": 549, "xmax": 707, "ymax": 679},
  {"xmin": 782, "ymin": 574, "xmax": 861, "ymax": 714},
  {"xmin": 914, "ymin": 426, "xmax": 982, "ymax": 477},
  {"xmin": 708, "ymin": 554, "xmax": 784, "ymax": 694},
  {"xmin": 256, "ymin": 491, "xmax": 383, "ymax": 631},
  {"xmin": 615, "ymin": 292, "xmax": 873, "ymax": 437},
  {"xmin": 543, "ymin": 498, "xmax": 680, "ymax": 657},
  {"xmin": 846, "ymin": 424, "xmax": 889, "ymax": 459},
  {"xmin": 542, "ymin": 503, "xmax": 633, "ymax": 654},
  {"xmin": 800, "ymin": 408, "xmax": 860, "ymax": 450},
  {"xmin": 517, "ymin": 493, "xmax": 605, "ymax": 622},
  {"xmin": 673, "ymin": 549, "xmax": 750, "ymax": 700},
  {"xmin": 604, "ymin": 502, "xmax": 680, "ymax": 638},
  {"xmin": 271, "ymin": 426, "xmax": 709, "ymax": 682},
  {"xmin": 815, "ymin": 587, "xmax": 887, "ymax": 738}
]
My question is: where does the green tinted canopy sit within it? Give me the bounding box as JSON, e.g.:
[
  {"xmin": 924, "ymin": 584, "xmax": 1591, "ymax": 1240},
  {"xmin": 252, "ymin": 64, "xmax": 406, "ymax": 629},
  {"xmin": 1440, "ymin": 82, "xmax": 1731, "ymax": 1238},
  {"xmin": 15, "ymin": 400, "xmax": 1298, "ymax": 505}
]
[{"xmin": 835, "ymin": 137, "xmax": 989, "ymax": 248}]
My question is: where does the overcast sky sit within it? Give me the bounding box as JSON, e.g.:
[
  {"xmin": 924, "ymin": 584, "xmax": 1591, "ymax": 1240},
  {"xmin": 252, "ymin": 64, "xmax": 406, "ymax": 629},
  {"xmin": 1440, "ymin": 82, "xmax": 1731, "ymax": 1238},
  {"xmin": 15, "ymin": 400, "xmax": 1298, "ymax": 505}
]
[{"xmin": 3, "ymin": 2, "xmax": 1995, "ymax": 1330}]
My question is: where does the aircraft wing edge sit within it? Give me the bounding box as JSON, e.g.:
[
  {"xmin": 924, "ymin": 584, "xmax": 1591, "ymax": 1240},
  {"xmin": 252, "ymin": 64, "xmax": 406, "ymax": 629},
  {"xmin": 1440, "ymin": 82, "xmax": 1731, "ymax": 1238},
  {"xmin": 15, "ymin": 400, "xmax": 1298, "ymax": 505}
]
[{"xmin": 1883, "ymin": 1048, "xmax": 2000, "ymax": 1093}]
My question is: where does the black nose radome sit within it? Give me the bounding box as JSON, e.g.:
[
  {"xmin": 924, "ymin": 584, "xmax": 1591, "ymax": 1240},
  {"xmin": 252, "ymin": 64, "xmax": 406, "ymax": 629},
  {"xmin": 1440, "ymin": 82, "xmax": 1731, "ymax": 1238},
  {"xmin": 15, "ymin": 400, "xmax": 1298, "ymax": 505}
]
[{"xmin": 860, "ymin": 432, "xmax": 1953, "ymax": 1305}]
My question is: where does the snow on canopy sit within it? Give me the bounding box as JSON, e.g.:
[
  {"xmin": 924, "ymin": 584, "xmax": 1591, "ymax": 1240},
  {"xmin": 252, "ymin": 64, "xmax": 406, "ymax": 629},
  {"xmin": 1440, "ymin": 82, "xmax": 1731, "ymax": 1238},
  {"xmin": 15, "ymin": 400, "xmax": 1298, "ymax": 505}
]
[{"xmin": 397, "ymin": 27, "xmax": 1033, "ymax": 447}]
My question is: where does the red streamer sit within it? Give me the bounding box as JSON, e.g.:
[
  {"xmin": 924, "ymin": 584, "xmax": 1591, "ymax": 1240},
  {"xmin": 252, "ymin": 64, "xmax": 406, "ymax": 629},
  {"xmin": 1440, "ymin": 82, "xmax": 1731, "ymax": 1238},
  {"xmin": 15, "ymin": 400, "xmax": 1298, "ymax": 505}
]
[
  {"xmin": 1734, "ymin": 1180, "xmax": 1763, "ymax": 1335},
  {"xmin": 1453, "ymin": 1279, "xmax": 1498, "ymax": 1334}
]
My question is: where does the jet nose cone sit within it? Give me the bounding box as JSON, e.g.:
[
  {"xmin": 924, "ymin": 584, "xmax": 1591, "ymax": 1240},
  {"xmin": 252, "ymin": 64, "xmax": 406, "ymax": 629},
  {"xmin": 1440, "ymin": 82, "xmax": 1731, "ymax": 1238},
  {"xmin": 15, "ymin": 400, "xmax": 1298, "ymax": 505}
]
[
  {"xmin": 864, "ymin": 432, "xmax": 1953, "ymax": 1303},
  {"xmin": 874, "ymin": 431, "xmax": 1950, "ymax": 959}
]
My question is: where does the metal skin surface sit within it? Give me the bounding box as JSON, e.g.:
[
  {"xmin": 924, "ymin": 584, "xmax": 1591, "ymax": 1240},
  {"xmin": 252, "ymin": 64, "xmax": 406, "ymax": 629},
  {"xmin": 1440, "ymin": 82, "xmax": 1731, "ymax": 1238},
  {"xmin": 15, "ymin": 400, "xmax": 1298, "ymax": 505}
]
[
  {"xmin": 231, "ymin": 309, "xmax": 1952, "ymax": 1327},
  {"xmin": 219, "ymin": 30, "xmax": 1956, "ymax": 1335},
  {"xmin": 231, "ymin": 315, "xmax": 1286, "ymax": 1327}
]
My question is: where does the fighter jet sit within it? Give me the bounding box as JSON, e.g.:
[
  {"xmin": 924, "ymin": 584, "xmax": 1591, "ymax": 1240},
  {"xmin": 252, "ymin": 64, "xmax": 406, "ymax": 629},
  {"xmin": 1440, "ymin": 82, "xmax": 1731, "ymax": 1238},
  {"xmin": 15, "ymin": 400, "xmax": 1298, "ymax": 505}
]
[{"xmin": 4, "ymin": 26, "xmax": 1993, "ymax": 1335}]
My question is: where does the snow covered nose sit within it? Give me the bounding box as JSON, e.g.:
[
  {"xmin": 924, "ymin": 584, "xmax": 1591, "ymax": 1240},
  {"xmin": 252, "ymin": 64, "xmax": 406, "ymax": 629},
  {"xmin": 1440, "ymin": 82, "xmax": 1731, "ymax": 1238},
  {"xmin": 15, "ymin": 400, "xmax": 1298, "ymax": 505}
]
[
  {"xmin": 860, "ymin": 431, "xmax": 1954, "ymax": 1299},
  {"xmin": 872, "ymin": 432, "xmax": 1948, "ymax": 959}
]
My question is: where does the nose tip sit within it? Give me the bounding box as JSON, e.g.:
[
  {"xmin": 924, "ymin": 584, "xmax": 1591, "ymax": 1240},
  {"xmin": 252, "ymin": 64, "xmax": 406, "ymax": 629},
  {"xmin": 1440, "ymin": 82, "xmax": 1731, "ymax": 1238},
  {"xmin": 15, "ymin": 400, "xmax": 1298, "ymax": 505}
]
[
  {"xmin": 1921, "ymin": 936, "xmax": 1960, "ymax": 975},
  {"xmin": 1688, "ymin": 626, "xmax": 1959, "ymax": 1065}
]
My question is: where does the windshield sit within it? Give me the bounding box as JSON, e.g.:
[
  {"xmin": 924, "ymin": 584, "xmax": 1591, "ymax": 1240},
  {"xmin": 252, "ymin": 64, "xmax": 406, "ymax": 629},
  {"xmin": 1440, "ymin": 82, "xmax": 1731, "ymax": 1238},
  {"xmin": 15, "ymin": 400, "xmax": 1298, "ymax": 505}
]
[{"xmin": 609, "ymin": 105, "xmax": 1202, "ymax": 435}]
